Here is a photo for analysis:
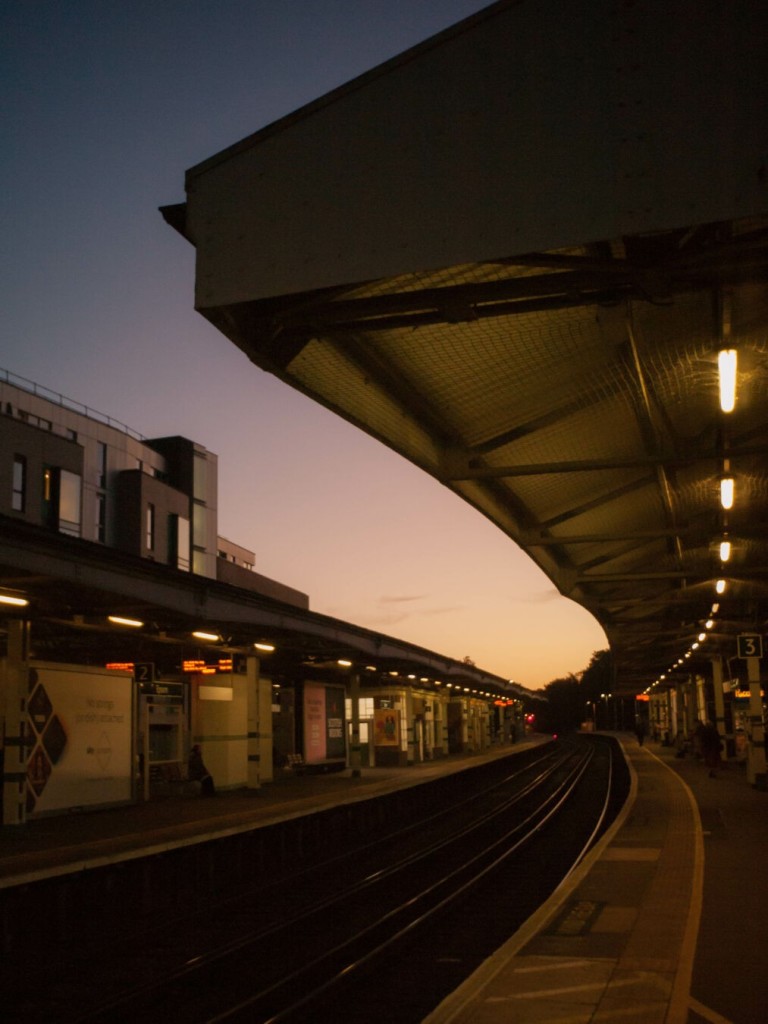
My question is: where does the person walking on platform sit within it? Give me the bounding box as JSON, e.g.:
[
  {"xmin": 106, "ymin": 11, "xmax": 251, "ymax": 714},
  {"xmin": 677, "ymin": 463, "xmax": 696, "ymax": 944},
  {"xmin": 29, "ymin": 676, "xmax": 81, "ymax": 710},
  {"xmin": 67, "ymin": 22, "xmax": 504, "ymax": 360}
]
[
  {"xmin": 700, "ymin": 721, "xmax": 722, "ymax": 777},
  {"xmin": 634, "ymin": 717, "xmax": 647, "ymax": 746},
  {"xmin": 188, "ymin": 744, "xmax": 216, "ymax": 796}
]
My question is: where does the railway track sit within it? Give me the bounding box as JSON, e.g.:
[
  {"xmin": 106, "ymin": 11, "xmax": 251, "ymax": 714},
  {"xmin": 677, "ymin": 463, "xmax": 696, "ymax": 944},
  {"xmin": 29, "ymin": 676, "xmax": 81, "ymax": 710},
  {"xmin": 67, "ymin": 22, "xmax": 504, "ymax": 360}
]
[{"xmin": 6, "ymin": 734, "xmax": 626, "ymax": 1023}]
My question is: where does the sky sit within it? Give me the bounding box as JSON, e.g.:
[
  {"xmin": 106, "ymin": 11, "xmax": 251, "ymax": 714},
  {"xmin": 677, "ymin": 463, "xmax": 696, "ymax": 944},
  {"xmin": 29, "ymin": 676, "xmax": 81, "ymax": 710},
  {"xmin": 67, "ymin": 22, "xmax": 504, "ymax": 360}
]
[{"xmin": 1, "ymin": 0, "xmax": 607, "ymax": 689}]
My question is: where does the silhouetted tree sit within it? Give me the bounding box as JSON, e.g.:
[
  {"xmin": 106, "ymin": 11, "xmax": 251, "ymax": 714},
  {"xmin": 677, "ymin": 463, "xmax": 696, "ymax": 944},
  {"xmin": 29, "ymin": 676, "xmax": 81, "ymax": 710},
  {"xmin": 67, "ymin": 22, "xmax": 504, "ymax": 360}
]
[
  {"xmin": 539, "ymin": 673, "xmax": 584, "ymax": 733},
  {"xmin": 535, "ymin": 650, "xmax": 614, "ymax": 734},
  {"xmin": 580, "ymin": 649, "xmax": 614, "ymax": 704}
]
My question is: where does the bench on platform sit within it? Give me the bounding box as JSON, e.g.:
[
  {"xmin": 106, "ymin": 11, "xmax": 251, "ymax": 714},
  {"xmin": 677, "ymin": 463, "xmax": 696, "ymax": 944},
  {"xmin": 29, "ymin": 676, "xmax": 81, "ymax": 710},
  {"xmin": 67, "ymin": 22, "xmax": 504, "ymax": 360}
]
[{"xmin": 149, "ymin": 761, "xmax": 200, "ymax": 796}]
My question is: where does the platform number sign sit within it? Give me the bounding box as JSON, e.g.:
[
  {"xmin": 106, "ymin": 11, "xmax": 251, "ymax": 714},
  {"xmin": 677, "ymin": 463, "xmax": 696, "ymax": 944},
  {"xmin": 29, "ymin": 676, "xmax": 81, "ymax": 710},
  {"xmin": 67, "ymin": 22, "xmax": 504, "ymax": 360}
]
[
  {"xmin": 737, "ymin": 635, "xmax": 763, "ymax": 659},
  {"xmin": 134, "ymin": 662, "xmax": 155, "ymax": 683}
]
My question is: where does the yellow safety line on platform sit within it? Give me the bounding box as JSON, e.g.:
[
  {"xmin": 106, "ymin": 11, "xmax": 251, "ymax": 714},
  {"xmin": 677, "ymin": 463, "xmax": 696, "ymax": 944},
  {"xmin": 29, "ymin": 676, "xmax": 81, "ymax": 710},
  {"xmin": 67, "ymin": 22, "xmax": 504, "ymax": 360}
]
[
  {"xmin": 688, "ymin": 995, "xmax": 734, "ymax": 1024},
  {"xmin": 647, "ymin": 747, "xmax": 705, "ymax": 1024}
]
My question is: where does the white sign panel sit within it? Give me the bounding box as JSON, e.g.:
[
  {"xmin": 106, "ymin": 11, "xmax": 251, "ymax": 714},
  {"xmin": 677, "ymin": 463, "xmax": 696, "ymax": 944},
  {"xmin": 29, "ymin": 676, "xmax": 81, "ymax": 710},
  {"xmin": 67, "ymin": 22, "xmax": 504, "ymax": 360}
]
[{"xmin": 27, "ymin": 662, "xmax": 133, "ymax": 815}]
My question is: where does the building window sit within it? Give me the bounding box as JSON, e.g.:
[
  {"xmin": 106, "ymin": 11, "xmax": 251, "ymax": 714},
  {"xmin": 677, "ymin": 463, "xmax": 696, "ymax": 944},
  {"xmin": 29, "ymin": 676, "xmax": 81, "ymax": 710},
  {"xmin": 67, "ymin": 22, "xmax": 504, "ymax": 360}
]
[
  {"xmin": 193, "ymin": 451, "xmax": 208, "ymax": 501},
  {"xmin": 19, "ymin": 411, "xmax": 52, "ymax": 431},
  {"xmin": 345, "ymin": 697, "xmax": 375, "ymax": 718},
  {"xmin": 193, "ymin": 502, "xmax": 207, "ymax": 547},
  {"xmin": 41, "ymin": 465, "xmax": 81, "ymax": 536},
  {"xmin": 12, "ymin": 455, "xmax": 27, "ymax": 511},
  {"xmin": 96, "ymin": 492, "xmax": 106, "ymax": 543},
  {"xmin": 146, "ymin": 503, "xmax": 155, "ymax": 552},
  {"xmin": 58, "ymin": 470, "xmax": 82, "ymax": 537},
  {"xmin": 96, "ymin": 441, "xmax": 107, "ymax": 488},
  {"xmin": 169, "ymin": 514, "xmax": 190, "ymax": 572}
]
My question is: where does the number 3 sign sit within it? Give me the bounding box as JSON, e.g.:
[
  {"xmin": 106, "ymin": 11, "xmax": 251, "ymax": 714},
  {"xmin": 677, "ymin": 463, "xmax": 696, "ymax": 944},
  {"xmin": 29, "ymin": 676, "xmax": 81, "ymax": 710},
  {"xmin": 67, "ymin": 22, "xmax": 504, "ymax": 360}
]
[{"xmin": 737, "ymin": 634, "xmax": 764, "ymax": 659}]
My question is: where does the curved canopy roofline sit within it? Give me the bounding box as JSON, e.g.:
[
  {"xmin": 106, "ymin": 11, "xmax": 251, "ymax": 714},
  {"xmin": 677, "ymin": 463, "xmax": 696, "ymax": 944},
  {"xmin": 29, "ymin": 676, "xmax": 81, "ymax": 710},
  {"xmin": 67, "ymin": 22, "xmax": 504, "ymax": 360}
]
[{"xmin": 163, "ymin": 0, "xmax": 768, "ymax": 693}]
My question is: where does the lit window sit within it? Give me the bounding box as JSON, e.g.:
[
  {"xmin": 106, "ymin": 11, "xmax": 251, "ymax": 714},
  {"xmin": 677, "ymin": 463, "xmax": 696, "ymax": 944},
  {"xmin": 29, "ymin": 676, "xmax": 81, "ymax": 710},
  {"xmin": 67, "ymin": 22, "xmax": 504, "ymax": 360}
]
[
  {"xmin": 170, "ymin": 514, "xmax": 190, "ymax": 571},
  {"xmin": 58, "ymin": 470, "xmax": 82, "ymax": 537}
]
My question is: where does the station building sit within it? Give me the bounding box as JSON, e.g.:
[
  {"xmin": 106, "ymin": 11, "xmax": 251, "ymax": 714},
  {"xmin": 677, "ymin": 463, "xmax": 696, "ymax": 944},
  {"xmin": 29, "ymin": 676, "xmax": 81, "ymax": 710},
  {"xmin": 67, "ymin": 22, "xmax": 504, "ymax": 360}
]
[{"xmin": 0, "ymin": 369, "xmax": 524, "ymax": 823}]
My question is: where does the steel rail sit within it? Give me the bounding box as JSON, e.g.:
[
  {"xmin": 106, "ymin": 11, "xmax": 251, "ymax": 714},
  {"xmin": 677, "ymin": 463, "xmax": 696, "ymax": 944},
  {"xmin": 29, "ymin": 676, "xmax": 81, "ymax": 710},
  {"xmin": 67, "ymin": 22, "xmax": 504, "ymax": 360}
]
[
  {"xmin": 68, "ymin": 747, "xmax": 567, "ymax": 1024},
  {"xmin": 215, "ymin": 745, "xmax": 597, "ymax": 1023}
]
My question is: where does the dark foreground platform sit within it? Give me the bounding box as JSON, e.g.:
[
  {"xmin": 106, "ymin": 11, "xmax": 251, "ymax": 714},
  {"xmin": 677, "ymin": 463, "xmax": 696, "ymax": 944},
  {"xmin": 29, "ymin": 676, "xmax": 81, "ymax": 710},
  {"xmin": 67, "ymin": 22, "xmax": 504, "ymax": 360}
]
[
  {"xmin": 426, "ymin": 739, "xmax": 766, "ymax": 1024},
  {"xmin": 1, "ymin": 737, "xmax": 764, "ymax": 1024}
]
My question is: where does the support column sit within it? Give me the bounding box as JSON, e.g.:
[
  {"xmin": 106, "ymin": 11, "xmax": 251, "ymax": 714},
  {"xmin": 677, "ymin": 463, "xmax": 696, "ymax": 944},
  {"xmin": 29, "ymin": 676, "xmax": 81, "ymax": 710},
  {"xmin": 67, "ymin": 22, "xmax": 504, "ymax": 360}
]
[
  {"xmin": 258, "ymin": 671, "xmax": 274, "ymax": 783},
  {"xmin": 675, "ymin": 682, "xmax": 687, "ymax": 745},
  {"xmin": 405, "ymin": 688, "xmax": 415, "ymax": 764},
  {"xmin": 2, "ymin": 620, "xmax": 29, "ymax": 826},
  {"xmin": 349, "ymin": 672, "xmax": 362, "ymax": 777},
  {"xmin": 695, "ymin": 673, "xmax": 707, "ymax": 722},
  {"xmin": 711, "ymin": 657, "xmax": 729, "ymax": 760},
  {"xmin": 745, "ymin": 656, "xmax": 766, "ymax": 790},
  {"xmin": 246, "ymin": 655, "xmax": 261, "ymax": 790}
]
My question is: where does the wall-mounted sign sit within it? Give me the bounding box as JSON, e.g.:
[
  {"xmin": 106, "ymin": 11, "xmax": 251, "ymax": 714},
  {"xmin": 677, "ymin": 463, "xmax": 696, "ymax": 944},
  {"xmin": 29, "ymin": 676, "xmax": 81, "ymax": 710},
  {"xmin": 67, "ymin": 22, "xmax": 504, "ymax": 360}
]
[
  {"xmin": 182, "ymin": 658, "xmax": 234, "ymax": 674},
  {"xmin": 105, "ymin": 662, "xmax": 155, "ymax": 682},
  {"xmin": 142, "ymin": 681, "xmax": 183, "ymax": 696},
  {"xmin": 737, "ymin": 634, "xmax": 764, "ymax": 659},
  {"xmin": 303, "ymin": 682, "xmax": 346, "ymax": 761},
  {"xmin": 28, "ymin": 662, "xmax": 132, "ymax": 815},
  {"xmin": 374, "ymin": 707, "xmax": 399, "ymax": 746}
]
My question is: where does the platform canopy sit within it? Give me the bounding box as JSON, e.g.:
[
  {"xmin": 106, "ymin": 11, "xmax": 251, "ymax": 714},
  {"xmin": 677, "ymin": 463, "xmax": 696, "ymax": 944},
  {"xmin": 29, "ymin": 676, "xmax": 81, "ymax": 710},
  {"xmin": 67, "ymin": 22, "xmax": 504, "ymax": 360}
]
[{"xmin": 163, "ymin": 0, "xmax": 768, "ymax": 694}]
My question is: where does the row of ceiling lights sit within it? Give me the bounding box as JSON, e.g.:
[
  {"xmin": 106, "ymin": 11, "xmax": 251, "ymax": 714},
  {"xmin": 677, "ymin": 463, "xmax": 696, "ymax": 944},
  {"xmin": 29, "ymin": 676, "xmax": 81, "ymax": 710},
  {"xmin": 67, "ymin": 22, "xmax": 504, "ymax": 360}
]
[
  {"xmin": 105, "ymin": 615, "xmax": 510, "ymax": 700},
  {"xmin": 0, "ymin": 600, "xmax": 516, "ymax": 701},
  {"xmin": 643, "ymin": 349, "xmax": 739, "ymax": 695},
  {"xmin": 106, "ymin": 616, "xmax": 279, "ymax": 652}
]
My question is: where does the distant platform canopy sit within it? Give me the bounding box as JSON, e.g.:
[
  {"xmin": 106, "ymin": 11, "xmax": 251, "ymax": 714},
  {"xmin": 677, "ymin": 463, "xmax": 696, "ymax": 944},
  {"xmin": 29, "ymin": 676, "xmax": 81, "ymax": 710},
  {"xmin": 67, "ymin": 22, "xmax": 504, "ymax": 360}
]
[{"xmin": 163, "ymin": 0, "xmax": 768, "ymax": 693}]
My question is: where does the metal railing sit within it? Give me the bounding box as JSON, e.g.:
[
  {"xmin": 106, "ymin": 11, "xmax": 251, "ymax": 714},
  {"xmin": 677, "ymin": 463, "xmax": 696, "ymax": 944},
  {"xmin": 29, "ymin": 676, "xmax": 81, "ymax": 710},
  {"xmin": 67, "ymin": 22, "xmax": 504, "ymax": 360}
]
[{"xmin": 0, "ymin": 366, "xmax": 145, "ymax": 441}]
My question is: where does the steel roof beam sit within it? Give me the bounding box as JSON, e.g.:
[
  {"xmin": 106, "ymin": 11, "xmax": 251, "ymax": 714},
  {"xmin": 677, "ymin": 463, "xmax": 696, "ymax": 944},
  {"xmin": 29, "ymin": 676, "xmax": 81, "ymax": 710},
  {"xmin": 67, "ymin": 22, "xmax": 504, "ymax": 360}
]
[{"xmin": 443, "ymin": 443, "xmax": 768, "ymax": 479}]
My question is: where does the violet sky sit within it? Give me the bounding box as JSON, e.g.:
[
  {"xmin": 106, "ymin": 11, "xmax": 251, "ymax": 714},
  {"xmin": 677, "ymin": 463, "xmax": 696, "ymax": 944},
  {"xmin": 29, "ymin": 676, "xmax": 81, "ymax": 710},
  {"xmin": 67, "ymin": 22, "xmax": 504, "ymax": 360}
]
[{"xmin": 1, "ymin": 1, "xmax": 607, "ymax": 687}]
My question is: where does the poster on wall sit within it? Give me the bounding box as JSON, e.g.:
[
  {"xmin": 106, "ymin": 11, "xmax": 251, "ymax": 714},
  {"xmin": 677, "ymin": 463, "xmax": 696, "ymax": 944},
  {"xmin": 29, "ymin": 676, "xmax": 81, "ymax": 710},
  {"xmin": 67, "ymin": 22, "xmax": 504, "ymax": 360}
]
[
  {"xmin": 374, "ymin": 708, "xmax": 400, "ymax": 746},
  {"xmin": 26, "ymin": 662, "xmax": 133, "ymax": 816},
  {"xmin": 325, "ymin": 685, "xmax": 346, "ymax": 760},
  {"xmin": 303, "ymin": 682, "xmax": 347, "ymax": 763}
]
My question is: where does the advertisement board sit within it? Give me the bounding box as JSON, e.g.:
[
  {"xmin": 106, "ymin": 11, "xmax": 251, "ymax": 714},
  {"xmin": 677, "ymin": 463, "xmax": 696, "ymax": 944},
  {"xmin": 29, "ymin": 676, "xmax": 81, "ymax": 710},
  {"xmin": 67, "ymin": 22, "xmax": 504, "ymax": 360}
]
[
  {"xmin": 302, "ymin": 682, "xmax": 346, "ymax": 764},
  {"xmin": 374, "ymin": 708, "xmax": 400, "ymax": 746},
  {"xmin": 26, "ymin": 662, "xmax": 133, "ymax": 815}
]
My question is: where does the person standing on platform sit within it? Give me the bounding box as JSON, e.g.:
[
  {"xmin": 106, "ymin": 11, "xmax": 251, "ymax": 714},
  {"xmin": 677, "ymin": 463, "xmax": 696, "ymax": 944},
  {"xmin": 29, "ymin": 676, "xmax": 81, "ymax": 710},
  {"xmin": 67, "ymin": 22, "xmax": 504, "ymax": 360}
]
[
  {"xmin": 188, "ymin": 743, "xmax": 216, "ymax": 795},
  {"xmin": 700, "ymin": 721, "xmax": 722, "ymax": 777},
  {"xmin": 634, "ymin": 717, "xmax": 647, "ymax": 746}
]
